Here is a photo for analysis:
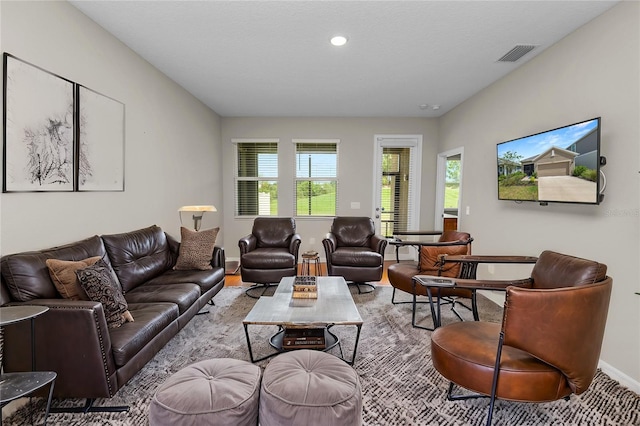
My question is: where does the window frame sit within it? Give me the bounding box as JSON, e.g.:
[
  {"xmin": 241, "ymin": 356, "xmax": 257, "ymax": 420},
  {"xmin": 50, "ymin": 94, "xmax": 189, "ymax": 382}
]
[
  {"xmin": 293, "ymin": 138, "xmax": 339, "ymax": 218},
  {"xmin": 233, "ymin": 138, "xmax": 279, "ymax": 217}
]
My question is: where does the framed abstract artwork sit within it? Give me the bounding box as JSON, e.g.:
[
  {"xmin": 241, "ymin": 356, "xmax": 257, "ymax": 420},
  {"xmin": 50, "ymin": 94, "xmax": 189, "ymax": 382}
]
[
  {"xmin": 3, "ymin": 54, "xmax": 75, "ymax": 192},
  {"xmin": 77, "ymin": 86, "xmax": 125, "ymax": 191}
]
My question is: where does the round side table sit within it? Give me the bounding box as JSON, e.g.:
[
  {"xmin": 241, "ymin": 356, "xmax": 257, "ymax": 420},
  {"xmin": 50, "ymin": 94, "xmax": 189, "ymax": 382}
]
[{"xmin": 0, "ymin": 306, "xmax": 57, "ymax": 425}]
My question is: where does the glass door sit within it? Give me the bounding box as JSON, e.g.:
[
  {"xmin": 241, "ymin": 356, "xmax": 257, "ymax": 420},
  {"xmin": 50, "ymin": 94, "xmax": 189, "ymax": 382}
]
[{"xmin": 373, "ymin": 135, "xmax": 422, "ymax": 238}]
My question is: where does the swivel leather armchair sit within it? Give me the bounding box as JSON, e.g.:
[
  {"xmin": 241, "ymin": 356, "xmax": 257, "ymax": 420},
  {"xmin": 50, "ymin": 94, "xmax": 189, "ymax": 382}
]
[
  {"xmin": 322, "ymin": 217, "xmax": 387, "ymax": 293},
  {"xmin": 239, "ymin": 217, "xmax": 302, "ymax": 298},
  {"xmin": 388, "ymin": 231, "xmax": 474, "ymax": 330},
  {"xmin": 430, "ymin": 250, "xmax": 612, "ymax": 425}
]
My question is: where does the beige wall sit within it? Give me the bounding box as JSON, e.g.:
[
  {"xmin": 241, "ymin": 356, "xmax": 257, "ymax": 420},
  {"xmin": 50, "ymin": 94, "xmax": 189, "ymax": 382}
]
[
  {"xmin": 1, "ymin": 0, "xmax": 637, "ymax": 389},
  {"xmin": 221, "ymin": 117, "xmax": 438, "ymax": 258},
  {"xmin": 0, "ymin": 1, "xmax": 223, "ymax": 253},
  {"xmin": 438, "ymin": 2, "xmax": 639, "ymax": 384}
]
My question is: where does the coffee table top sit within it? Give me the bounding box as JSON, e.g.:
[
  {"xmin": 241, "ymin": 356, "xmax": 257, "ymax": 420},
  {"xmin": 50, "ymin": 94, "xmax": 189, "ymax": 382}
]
[{"xmin": 243, "ymin": 276, "xmax": 363, "ymax": 327}]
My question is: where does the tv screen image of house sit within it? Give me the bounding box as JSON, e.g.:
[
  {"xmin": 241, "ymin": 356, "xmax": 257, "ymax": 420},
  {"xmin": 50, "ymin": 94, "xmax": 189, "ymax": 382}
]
[{"xmin": 497, "ymin": 117, "xmax": 601, "ymax": 205}]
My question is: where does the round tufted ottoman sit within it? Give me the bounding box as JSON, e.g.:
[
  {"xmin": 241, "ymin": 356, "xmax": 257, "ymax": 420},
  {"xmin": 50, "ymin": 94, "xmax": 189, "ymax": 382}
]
[
  {"xmin": 149, "ymin": 358, "xmax": 261, "ymax": 426},
  {"xmin": 259, "ymin": 350, "xmax": 363, "ymax": 426}
]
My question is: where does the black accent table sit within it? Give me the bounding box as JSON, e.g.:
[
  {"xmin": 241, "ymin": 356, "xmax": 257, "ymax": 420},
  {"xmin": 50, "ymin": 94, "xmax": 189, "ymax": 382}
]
[{"xmin": 1, "ymin": 305, "xmax": 56, "ymax": 425}]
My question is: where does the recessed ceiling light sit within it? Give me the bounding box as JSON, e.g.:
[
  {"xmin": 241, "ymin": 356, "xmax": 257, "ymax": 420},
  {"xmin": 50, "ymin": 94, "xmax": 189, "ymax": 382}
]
[
  {"xmin": 330, "ymin": 35, "xmax": 348, "ymax": 47},
  {"xmin": 419, "ymin": 104, "xmax": 429, "ymax": 110}
]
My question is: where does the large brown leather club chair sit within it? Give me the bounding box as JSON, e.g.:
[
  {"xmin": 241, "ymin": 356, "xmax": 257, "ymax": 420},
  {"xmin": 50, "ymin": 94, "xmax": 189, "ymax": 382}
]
[
  {"xmin": 430, "ymin": 250, "xmax": 613, "ymax": 425},
  {"xmin": 387, "ymin": 231, "xmax": 474, "ymax": 330},
  {"xmin": 239, "ymin": 217, "xmax": 302, "ymax": 298},
  {"xmin": 322, "ymin": 216, "xmax": 388, "ymax": 293}
]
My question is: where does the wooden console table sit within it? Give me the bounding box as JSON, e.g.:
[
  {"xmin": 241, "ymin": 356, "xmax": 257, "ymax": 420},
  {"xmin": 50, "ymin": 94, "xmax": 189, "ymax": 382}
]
[{"xmin": 443, "ymin": 255, "xmax": 538, "ymax": 280}]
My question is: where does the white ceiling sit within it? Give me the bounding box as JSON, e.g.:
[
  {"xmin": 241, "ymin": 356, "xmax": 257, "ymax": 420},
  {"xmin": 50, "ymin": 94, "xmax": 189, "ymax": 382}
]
[{"xmin": 69, "ymin": 1, "xmax": 618, "ymax": 118}]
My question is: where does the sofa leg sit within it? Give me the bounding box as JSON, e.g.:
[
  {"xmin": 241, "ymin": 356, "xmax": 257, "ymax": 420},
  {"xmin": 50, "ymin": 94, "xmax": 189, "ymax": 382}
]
[{"xmin": 50, "ymin": 398, "xmax": 129, "ymax": 414}]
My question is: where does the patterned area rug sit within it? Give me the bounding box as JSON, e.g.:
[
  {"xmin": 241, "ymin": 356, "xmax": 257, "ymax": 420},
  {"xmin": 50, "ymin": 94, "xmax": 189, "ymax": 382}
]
[{"xmin": 3, "ymin": 286, "xmax": 639, "ymax": 425}]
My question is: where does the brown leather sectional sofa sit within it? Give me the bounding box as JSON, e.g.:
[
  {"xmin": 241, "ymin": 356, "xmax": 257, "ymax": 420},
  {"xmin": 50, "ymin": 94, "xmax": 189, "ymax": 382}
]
[{"xmin": 0, "ymin": 225, "xmax": 225, "ymax": 405}]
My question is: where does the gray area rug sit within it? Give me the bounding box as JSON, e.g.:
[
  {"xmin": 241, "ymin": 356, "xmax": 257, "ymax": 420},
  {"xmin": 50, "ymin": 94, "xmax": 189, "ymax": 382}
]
[{"xmin": 3, "ymin": 286, "xmax": 639, "ymax": 425}]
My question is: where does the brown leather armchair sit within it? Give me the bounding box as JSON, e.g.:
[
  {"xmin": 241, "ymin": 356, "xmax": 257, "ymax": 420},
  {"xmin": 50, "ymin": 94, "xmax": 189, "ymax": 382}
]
[
  {"xmin": 239, "ymin": 217, "xmax": 302, "ymax": 298},
  {"xmin": 430, "ymin": 250, "xmax": 613, "ymax": 425},
  {"xmin": 322, "ymin": 217, "xmax": 387, "ymax": 293},
  {"xmin": 387, "ymin": 231, "xmax": 474, "ymax": 330}
]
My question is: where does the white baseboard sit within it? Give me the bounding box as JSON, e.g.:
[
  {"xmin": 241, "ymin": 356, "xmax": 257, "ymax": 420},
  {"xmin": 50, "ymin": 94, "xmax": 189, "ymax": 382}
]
[{"xmin": 598, "ymin": 359, "xmax": 640, "ymax": 394}]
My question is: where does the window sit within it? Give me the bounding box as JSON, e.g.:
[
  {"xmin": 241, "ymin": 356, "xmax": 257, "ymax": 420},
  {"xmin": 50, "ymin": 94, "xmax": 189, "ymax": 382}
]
[
  {"xmin": 234, "ymin": 139, "xmax": 278, "ymax": 216},
  {"xmin": 294, "ymin": 140, "xmax": 338, "ymax": 217},
  {"xmin": 444, "ymin": 155, "xmax": 460, "ymax": 213},
  {"xmin": 380, "ymin": 147, "xmax": 414, "ymax": 237}
]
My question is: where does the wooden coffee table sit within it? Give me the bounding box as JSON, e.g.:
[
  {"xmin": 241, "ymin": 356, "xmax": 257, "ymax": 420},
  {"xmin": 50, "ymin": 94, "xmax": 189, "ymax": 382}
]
[{"xmin": 242, "ymin": 276, "xmax": 363, "ymax": 365}]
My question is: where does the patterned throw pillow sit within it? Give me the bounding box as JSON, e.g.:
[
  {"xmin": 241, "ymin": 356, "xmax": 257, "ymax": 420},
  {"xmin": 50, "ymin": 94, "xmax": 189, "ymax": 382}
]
[
  {"xmin": 174, "ymin": 227, "xmax": 219, "ymax": 271},
  {"xmin": 419, "ymin": 244, "xmax": 469, "ymax": 277},
  {"xmin": 46, "ymin": 256, "xmax": 102, "ymax": 300},
  {"xmin": 77, "ymin": 259, "xmax": 131, "ymax": 329}
]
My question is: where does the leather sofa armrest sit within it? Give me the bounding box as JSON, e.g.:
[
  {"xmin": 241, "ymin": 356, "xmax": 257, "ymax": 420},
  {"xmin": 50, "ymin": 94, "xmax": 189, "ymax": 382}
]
[
  {"xmin": 238, "ymin": 234, "xmax": 257, "ymax": 255},
  {"xmin": 289, "ymin": 233, "xmax": 302, "ymax": 259},
  {"xmin": 3, "ymin": 299, "xmax": 118, "ymax": 398},
  {"xmin": 211, "ymin": 246, "xmax": 225, "ymax": 268},
  {"xmin": 166, "ymin": 232, "xmax": 180, "ymax": 264},
  {"xmin": 453, "ymin": 278, "xmax": 533, "ymax": 290}
]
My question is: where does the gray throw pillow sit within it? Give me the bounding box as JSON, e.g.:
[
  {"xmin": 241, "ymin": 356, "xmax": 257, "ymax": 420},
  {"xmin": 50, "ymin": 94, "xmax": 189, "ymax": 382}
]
[{"xmin": 77, "ymin": 258, "xmax": 130, "ymax": 329}]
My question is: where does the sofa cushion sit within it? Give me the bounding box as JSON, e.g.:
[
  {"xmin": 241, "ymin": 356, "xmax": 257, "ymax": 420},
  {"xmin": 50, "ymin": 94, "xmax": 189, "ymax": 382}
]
[
  {"xmin": 252, "ymin": 218, "xmax": 296, "ymax": 249},
  {"xmin": 109, "ymin": 302, "xmax": 179, "ymax": 367},
  {"xmin": 0, "ymin": 235, "xmax": 109, "ymax": 302},
  {"xmin": 331, "ymin": 217, "xmax": 374, "ymax": 248},
  {"xmin": 102, "ymin": 225, "xmax": 174, "ymax": 293},
  {"xmin": 46, "ymin": 256, "xmax": 101, "ymax": 300},
  {"xmin": 146, "ymin": 267, "xmax": 225, "ymax": 294},
  {"xmin": 241, "ymin": 248, "xmax": 296, "ymax": 269},
  {"xmin": 174, "ymin": 227, "xmax": 219, "ymax": 271},
  {"xmin": 331, "ymin": 247, "xmax": 382, "ymax": 267},
  {"xmin": 77, "ymin": 259, "xmax": 130, "ymax": 329},
  {"xmin": 125, "ymin": 283, "xmax": 200, "ymax": 315}
]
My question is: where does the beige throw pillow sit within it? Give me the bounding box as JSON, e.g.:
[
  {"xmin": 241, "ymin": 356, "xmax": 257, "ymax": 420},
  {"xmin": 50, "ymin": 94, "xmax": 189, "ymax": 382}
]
[
  {"xmin": 174, "ymin": 227, "xmax": 219, "ymax": 271},
  {"xmin": 46, "ymin": 256, "xmax": 102, "ymax": 300}
]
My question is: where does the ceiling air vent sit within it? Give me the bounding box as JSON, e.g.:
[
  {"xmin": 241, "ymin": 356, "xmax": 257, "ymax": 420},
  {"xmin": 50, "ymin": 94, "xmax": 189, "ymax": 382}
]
[{"xmin": 497, "ymin": 45, "xmax": 536, "ymax": 62}]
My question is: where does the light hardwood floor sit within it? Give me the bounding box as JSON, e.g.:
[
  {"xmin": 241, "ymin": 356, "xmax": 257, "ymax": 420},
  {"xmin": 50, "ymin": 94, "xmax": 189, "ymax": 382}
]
[{"xmin": 224, "ymin": 261, "xmax": 394, "ymax": 286}]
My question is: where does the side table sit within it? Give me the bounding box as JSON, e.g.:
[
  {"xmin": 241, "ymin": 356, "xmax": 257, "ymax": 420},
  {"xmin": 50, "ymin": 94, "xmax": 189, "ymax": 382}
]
[
  {"xmin": 0, "ymin": 305, "xmax": 57, "ymax": 425},
  {"xmin": 413, "ymin": 275, "xmax": 461, "ymax": 329},
  {"xmin": 442, "ymin": 255, "xmax": 538, "ymax": 279},
  {"xmin": 301, "ymin": 251, "xmax": 322, "ymax": 276}
]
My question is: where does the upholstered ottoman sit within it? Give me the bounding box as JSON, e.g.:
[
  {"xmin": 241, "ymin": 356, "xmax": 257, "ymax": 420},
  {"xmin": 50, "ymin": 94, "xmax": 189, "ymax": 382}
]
[
  {"xmin": 149, "ymin": 358, "xmax": 261, "ymax": 426},
  {"xmin": 259, "ymin": 350, "xmax": 363, "ymax": 426}
]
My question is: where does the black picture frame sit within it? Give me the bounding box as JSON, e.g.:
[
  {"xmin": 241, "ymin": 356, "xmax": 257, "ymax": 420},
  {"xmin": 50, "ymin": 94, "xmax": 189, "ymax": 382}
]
[{"xmin": 3, "ymin": 53, "xmax": 75, "ymax": 192}]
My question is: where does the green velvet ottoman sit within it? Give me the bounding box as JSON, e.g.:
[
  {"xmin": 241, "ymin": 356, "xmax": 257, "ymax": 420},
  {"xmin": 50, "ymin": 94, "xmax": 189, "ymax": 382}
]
[
  {"xmin": 259, "ymin": 350, "xmax": 363, "ymax": 426},
  {"xmin": 149, "ymin": 358, "xmax": 261, "ymax": 426}
]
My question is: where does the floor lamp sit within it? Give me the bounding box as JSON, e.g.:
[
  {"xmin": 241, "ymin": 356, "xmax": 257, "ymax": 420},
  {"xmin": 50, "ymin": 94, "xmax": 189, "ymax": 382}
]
[{"xmin": 178, "ymin": 205, "xmax": 216, "ymax": 231}]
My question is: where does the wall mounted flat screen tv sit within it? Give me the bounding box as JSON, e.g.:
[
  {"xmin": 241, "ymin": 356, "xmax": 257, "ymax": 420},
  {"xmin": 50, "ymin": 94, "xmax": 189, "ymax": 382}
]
[{"xmin": 497, "ymin": 117, "xmax": 602, "ymax": 205}]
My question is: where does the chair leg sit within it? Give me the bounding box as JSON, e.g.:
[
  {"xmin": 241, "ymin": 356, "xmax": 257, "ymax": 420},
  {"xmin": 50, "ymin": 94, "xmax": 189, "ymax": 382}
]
[{"xmin": 486, "ymin": 331, "xmax": 505, "ymax": 426}]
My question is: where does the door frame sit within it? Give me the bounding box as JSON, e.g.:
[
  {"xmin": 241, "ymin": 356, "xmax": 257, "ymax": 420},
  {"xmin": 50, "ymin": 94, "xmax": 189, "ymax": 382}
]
[
  {"xmin": 372, "ymin": 134, "xmax": 422, "ymax": 236},
  {"xmin": 434, "ymin": 146, "xmax": 464, "ymax": 230}
]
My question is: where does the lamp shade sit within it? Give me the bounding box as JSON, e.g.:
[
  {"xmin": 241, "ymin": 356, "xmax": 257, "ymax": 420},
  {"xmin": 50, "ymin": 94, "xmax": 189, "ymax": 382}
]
[
  {"xmin": 178, "ymin": 205, "xmax": 217, "ymax": 212},
  {"xmin": 178, "ymin": 205, "xmax": 217, "ymax": 231}
]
